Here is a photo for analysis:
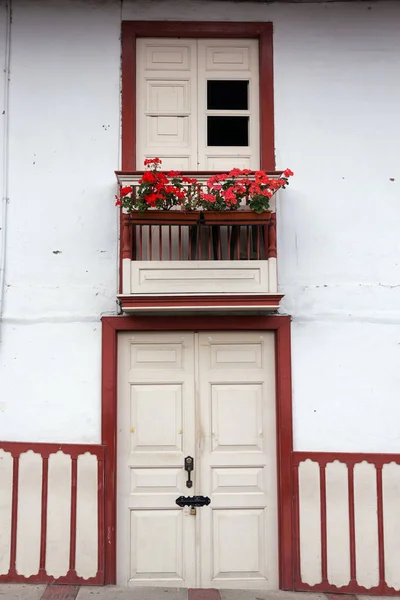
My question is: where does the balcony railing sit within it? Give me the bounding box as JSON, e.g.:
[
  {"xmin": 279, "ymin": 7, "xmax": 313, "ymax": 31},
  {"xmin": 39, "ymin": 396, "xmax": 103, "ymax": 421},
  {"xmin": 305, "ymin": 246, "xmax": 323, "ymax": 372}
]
[{"xmin": 116, "ymin": 172, "xmax": 283, "ymax": 313}]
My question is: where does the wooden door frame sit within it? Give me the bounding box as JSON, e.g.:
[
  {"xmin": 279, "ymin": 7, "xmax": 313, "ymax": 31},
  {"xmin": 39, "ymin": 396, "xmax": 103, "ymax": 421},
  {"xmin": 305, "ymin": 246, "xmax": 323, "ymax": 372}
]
[
  {"xmin": 101, "ymin": 315, "xmax": 294, "ymax": 588},
  {"xmin": 121, "ymin": 21, "xmax": 275, "ymax": 171}
]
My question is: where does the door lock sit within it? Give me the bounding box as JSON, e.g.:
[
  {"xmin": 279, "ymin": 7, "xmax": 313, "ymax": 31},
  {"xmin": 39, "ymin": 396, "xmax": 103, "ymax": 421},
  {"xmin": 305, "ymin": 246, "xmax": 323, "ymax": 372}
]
[
  {"xmin": 176, "ymin": 495, "xmax": 211, "ymax": 508},
  {"xmin": 184, "ymin": 455, "xmax": 194, "ymax": 488}
]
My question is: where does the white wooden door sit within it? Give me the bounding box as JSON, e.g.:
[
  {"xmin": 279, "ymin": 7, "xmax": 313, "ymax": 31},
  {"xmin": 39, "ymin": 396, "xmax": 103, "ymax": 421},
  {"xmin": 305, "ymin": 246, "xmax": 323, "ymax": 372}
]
[
  {"xmin": 136, "ymin": 38, "xmax": 259, "ymax": 170},
  {"xmin": 117, "ymin": 332, "xmax": 278, "ymax": 589},
  {"xmin": 197, "ymin": 333, "xmax": 278, "ymax": 589},
  {"xmin": 117, "ymin": 332, "xmax": 197, "ymax": 587}
]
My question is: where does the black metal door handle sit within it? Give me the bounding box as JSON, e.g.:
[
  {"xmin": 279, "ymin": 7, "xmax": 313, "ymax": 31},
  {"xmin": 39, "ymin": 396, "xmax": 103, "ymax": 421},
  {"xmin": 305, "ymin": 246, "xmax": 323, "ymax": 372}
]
[
  {"xmin": 176, "ymin": 495, "xmax": 211, "ymax": 508},
  {"xmin": 184, "ymin": 455, "xmax": 194, "ymax": 488}
]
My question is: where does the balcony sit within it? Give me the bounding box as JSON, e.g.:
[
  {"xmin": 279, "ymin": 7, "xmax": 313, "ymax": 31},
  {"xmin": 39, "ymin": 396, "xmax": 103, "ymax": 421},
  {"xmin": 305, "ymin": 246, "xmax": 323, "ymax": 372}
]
[{"xmin": 116, "ymin": 172, "xmax": 283, "ymax": 313}]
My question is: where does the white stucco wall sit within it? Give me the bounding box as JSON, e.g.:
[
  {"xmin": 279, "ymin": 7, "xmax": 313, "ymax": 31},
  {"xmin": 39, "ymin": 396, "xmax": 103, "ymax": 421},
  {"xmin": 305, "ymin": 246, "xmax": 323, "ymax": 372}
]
[{"xmin": 0, "ymin": 0, "xmax": 399, "ymax": 450}]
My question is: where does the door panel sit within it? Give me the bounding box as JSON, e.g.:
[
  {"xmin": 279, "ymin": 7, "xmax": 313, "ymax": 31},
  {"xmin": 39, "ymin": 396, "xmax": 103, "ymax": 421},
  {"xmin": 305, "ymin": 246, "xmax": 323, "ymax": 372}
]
[
  {"xmin": 117, "ymin": 332, "xmax": 196, "ymax": 587},
  {"xmin": 198, "ymin": 332, "xmax": 278, "ymax": 589},
  {"xmin": 118, "ymin": 331, "xmax": 277, "ymax": 589},
  {"xmin": 136, "ymin": 39, "xmax": 198, "ymax": 170}
]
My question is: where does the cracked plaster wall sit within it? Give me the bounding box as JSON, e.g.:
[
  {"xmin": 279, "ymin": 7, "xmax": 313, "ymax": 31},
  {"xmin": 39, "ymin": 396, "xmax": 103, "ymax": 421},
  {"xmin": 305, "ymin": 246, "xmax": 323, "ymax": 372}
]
[{"xmin": 0, "ymin": 0, "xmax": 399, "ymax": 450}]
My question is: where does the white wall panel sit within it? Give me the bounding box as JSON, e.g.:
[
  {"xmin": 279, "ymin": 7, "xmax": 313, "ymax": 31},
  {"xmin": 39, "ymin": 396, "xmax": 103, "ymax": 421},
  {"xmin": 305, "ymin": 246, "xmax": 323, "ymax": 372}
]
[
  {"xmin": 298, "ymin": 459, "xmax": 321, "ymax": 586},
  {"xmin": 75, "ymin": 453, "xmax": 99, "ymax": 579},
  {"xmin": 16, "ymin": 451, "xmax": 42, "ymax": 577},
  {"xmin": 0, "ymin": 450, "xmax": 13, "ymax": 575},
  {"xmin": 326, "ymin": 461, "xmax": 350, "ymax": 587},
  {"xmin": 382, "ymin": 463, "xmax": 400, "ymax": 590},
  {"xmin": 46, "ymin": 452, "xmax": 72, "ymax": 578}
]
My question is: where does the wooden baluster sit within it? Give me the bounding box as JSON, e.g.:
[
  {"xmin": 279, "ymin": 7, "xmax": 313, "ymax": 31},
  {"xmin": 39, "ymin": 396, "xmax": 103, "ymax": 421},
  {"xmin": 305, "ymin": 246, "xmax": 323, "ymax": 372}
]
[
  {"xmin": 263, "ymin": 224, "xmax": 269, "ymax": 260},
  {"xmin": 149, "ymin": 225, "xmax": 152, "ymax": 261},
  {"xmin": 139, "ymin": 225, "xmax": 143, "ymax": 261},
  {"xmin": 268, "ymin": 213, "xmax": 277, "ymax": 258},
  {"xmin": 121, "ymin": 213, "xmax": 132, "ymax": 260}
]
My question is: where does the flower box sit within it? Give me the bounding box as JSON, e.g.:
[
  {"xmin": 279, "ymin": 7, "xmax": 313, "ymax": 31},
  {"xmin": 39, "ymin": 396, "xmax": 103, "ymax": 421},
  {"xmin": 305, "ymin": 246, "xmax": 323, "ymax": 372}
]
[
  {"xmin": 127, "ymin": 211, "xmax": 200, "ymax": 226},
  {"xmin": 202, "ymin": 210, "xmax": 272, "ymax": 225},
  {"xmin": 126, "ymin": 209, "xmax": 272, "ymax": 226}
]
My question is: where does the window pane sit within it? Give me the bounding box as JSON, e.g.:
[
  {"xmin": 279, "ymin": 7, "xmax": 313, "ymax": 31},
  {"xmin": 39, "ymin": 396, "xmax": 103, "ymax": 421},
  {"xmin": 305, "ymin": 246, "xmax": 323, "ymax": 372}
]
[
  {"xmin": 207, "ymin": 80, "xmax": 249, "ymax": 110},
  {"xmin": 207, "ymin": 116, "xmax": 249, "ymax": 147}
]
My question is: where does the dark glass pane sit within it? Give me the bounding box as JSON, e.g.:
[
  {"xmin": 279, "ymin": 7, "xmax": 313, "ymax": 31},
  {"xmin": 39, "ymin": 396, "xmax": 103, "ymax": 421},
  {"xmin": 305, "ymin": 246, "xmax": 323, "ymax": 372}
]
[
  {"xmin": 207, "ymin": 116, "xmax": 249, "ymax": 146},
  {"xmin": 207, "ymin": 80, "xmax": 249, "ymax": 110}
]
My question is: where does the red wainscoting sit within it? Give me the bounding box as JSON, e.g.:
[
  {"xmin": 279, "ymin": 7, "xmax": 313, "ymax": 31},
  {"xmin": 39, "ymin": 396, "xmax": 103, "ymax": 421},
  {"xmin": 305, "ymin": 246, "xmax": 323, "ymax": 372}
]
[
  {"xmin": 293, "ymin": 451, "xmax": 400, "ymax": 595},
  {"xmin": 0, "ymin": 442, "xmax": 105, "ymax": 585}
]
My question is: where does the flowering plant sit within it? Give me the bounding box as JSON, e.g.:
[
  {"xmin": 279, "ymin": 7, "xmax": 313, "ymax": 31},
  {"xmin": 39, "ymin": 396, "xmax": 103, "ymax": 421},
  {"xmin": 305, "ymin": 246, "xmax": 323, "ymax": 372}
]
[
  {"xmin": 200, "ymin": 168, "xmax": 294, "ymax": 214},
  {"xmin": 116, "ymin": 158, "xmax": 198, "ymax": 213},
  {"xmin": 116, "ymin": 158, "xmax": 294, "ymax": 214}
]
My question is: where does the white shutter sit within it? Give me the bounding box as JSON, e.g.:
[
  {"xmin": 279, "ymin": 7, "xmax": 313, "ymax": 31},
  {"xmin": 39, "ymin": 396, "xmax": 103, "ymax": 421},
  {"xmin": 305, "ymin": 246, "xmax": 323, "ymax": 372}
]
[
  {"xmin": 136, "ymin": 39, "xmax": 198, "ymax": 170},
  {"xmin": 197, "ymin": 39, "xmax": 260, "ymax": 170},
  {"xmin": 136, "ymin": 38, "xmax": 260, "ymax": 171}
]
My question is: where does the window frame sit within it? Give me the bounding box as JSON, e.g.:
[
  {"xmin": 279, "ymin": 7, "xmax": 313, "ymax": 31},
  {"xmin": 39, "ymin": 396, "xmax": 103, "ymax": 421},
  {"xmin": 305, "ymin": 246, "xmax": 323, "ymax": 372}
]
[{"xmin": 121, "ymin": 21, "xmax": 275, "ymax": 171}]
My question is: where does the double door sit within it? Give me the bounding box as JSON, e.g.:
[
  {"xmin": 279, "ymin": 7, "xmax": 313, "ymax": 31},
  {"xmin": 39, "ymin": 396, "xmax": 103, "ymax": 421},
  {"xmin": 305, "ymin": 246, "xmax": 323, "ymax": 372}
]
[{"xmin": 117, "ymin": 331, "xmax": 278, "ymax": 589}]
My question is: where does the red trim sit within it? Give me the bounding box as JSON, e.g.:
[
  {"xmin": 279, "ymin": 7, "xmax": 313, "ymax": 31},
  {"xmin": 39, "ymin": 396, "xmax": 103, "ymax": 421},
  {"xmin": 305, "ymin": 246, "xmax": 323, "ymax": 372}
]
[
  {"xmin": 319, "ymin": 464, "xmax": 328, "ymax": 586},
  {"xmin": 101, "ymin": 318, "xmax": 118, "ymax": 585},
  {"xmin": 274, "ymin": 316, "xmax": 294, "ymax": 590},
  {"xmin": 118, "ymin": 294, "xmax": 283, "ymax": 311},
  {"xmin": 9, "ymin": 455, "xmax": 19, "ymax": 577},
  {"xmin": 121, "ymin": 21, "xmax": 275, "ymax": 171},
  {"xmin": 39, "ymin": 457, "xmax": 49, "ymax": 575},
  {"xmin": 101, "ymin": 314, "xmax": 294, "ymax": 588},
  {"xmin": 376, "ymin": 466, "xmax": 385, "ymax": 587},
  {"xmin": 348, "ymin": 463, "xmax": 356, "ymax": 586},
  {"xmin": 292, "ymin": 451, "xmax": 400, "ymax": 595},
  {"xmin": 0, "ymin": 442, "xmax": 105, "ymax": 586},
  {"xmin": 292, "ymin": 463, "xmax": 301, "ymax": 589},
  {"xmin": 97, "ymin": 456, "xmax": 106, "ymax": 580},
  {"xmin": 68, "ymin": 458, "xmax": 78, "ymax": 576}
]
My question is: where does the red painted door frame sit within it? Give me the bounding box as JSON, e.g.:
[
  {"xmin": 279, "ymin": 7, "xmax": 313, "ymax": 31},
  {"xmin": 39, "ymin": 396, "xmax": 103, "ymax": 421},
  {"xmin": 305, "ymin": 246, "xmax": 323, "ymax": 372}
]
[
  {"xmin": 101, "ymin": 315, "xmax": 294, "ymax": 588},
  {"xmin": 121, "ymin": 20, "xmax": 275, "ymax": 171}
]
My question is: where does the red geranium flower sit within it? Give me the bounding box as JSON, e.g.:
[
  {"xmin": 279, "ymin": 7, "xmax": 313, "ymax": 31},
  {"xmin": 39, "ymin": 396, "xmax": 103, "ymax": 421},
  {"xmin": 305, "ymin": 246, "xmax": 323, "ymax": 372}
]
[
  {"xmin": 120, "ymin": 186, "xmax": 133, "ymax": 196},
  {"xmin": 141, "ymin": 171, "xmax": 157, "ymax": 184},
  {"xmin": 283, "ymin": 168, "xmax": 294, "ymax": 177}
]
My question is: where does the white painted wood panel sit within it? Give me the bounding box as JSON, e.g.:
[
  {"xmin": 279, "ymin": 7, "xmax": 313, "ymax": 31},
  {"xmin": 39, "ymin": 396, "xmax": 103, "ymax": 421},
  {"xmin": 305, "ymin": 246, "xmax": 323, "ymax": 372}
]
[
  {"xmin": 46, "ymin": 451, "xmax": 71, "ymax": 578},
  {"xmin": 76, "ymin": 453, "xmax": 98, "ymax": 579},
  {"xmin": 326, "ymin": 461, "xmax": 350, "ymax": 587},
  {"xmin": 117, "ymin": 332, "xmax": 196, "ymax": 587},
  {"xmin": 383, "ymin": 463, "xmax": 400, "ymax": 590},
  {"xmin": 16, "ymin": 451, "xmax": 42, "ymax": 577},
  {"xmin": 129, "ymin": 260, "xmax": 270, "ymax": 295},
  {"xmin": 136, "ymin": 39, "xmax": 197, "ymax": 170},
  {"xmin": 117, "ymin": 331, "xmax": 278, "ymax": 589},
  {"xmin": 198, "ymin": 332, "xmax": 277, "ymax": 589},
  {"xmin": 298, "ymin": 459, "xmax": 321, "ymax": 586},
  {"xmin": 354, "ymin": 462, "xmax": 379, "ymax": 588},
  {"xmin": 197, "ymin": 39, "xmax": 259, "ymax": 170},
  {"xmin": 296, "ymin": 457, "xmax": 400, "ymax": 593},
  {"xmin": 0, "ymin": 445, "xmax": 102, "ymax": 582}
]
